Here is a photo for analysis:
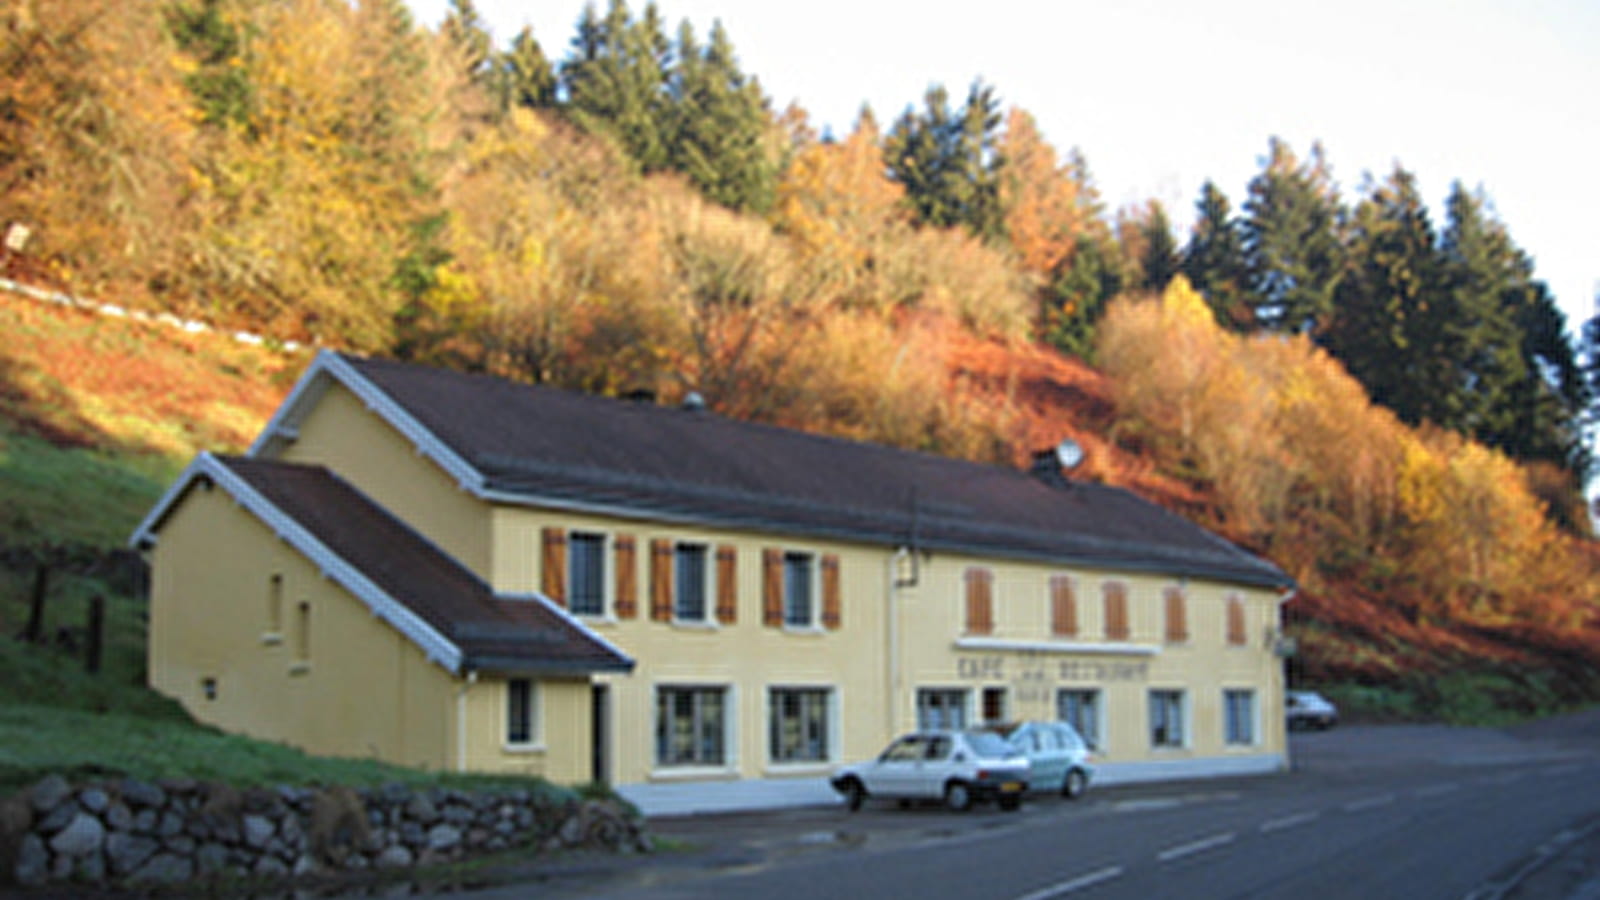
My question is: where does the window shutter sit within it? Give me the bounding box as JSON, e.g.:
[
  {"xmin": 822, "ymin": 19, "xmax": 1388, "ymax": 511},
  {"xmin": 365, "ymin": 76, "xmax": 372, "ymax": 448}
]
[
  {"xmin": 1104, "ymin": 582, "xmax": 1129, "ymax": 641},
  {"xmin": 965, "ymin": 568, "xmax": 993, "ymax": 635},
  {"xmin": 614, "ymin": 534, "xmax": 637, "ymax": 619},
  {"xmin": 649, "ymin": 539, "xmax": 673, "ymax": 621},
  {"xmin": 762, "ymin": 548, "xmax": 783, "ymax": 626},
  {"xmin": 1164, "ymin": 586, "xmax": 1188, "ymax": 642},
  {"xmin": 541, "ymin": 528, "xmax": 567, "ymax": 606},
  {"xmin": 1051, "ymin": 575, "xmax": 1077, "ymax": 637},
  {"xmin": 821, "ymin": 554, "xmax": 841, "ymax": 630},
  {"xmin": 1226, "ymin": 594, "xmax": 1246, "ymax": 645},
  {"xmin": 715, "ymin": 545, "xmax": 738, "ymax": 624}
]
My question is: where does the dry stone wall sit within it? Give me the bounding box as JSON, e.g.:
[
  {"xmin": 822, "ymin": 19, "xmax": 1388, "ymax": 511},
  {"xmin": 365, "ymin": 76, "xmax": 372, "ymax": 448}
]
[{"xmin": 1, "ymin": 774, "xmax": 648, "ymax": 890}]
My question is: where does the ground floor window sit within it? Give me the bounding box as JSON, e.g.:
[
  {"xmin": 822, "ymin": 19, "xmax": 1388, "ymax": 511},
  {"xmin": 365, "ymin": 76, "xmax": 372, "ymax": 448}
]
[
  {"xmin": 916, "ymin": 688, "xmax": 968, "ymax": 730},
  {"xmin": 1149, "ymin": 689, "xmax": 1186, "ymax": 748},
  {"xmin": 506, "ymin": 678, "xmax": 537, "ymax": 745},
  {"xmin": 1224, "ymin": 689, "xmax": 1256, "ymax": 745},
  {"xmin": 769, "ymin": 687, "xmax": 830, "ymax": 762},
  {"xmin": 1057, "ymin": 688, "xmax": 1102, "ymax": 750},
  {"xmin": 981, "ymin": 686, "xmax": 1008, "ymax": 724},
  {"xmin": 656, "ymin": 686, "xmax": 727, "ymax": 766}
]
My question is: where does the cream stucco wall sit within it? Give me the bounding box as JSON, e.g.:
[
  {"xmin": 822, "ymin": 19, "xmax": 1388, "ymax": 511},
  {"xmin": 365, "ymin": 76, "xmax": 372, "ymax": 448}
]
[
  {"xmin": 276, "ymin": 383, "xmax": 490, "ymax": 580},
  {"xmin": 146, "ymin": 483, "xmax": 458, "ymax": 770}
]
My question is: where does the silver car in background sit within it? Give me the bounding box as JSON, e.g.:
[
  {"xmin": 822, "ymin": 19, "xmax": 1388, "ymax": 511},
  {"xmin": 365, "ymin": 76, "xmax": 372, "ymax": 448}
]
[{"xmin": 985, "ymin": 720, "xmax": 1095, "ymax": 799}]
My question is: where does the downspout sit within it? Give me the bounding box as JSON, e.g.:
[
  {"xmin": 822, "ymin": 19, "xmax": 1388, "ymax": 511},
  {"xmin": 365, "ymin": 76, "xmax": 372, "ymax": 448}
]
[
  {"xmin": 456, "ymin": 669, "xmax": 478, "ymax": 774},
  {"xmin": 886, "ymin": 549, "xmax": 906, "ymax": 738}
]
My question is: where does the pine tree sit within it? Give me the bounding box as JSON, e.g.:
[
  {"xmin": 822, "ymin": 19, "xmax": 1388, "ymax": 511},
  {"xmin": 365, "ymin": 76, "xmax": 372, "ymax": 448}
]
[
  {"xmin": 562, "ymin": 0, "xmax": 672, "ymax": 171},
  {"xmin": 441, "ymin": 0, "xmax": 493, "ymax": 83},
  {"xmin": 666, "ymin": 19, "xmax": 776, "ymax": 212},
  {"xmin": 884, "ymin": 80, "xmax": 1002, "ymax": 237},
  {"xmin": 1179, "ymin": 180, "xmax": 1251, "ymax": 329},
  {"xmin": 493, "ymin": 27, "xmax": 557, "ymax": 110},
  {"xmin": 1241, "ymin": 138, "xmax": 1344, "ymax": 333},
  {"xmin": 1133, "ymin": 200, "xmax": 1179, "ymax": 292}
]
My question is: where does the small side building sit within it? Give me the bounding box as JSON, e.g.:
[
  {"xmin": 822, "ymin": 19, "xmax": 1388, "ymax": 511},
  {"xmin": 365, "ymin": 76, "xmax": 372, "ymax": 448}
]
[{"xmin": 133, "ymin": 351, "xmax": 1295, "ymax": 813}]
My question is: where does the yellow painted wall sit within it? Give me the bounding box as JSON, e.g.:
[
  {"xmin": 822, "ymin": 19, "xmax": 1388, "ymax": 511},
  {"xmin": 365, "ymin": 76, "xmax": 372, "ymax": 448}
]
[
  {"xmin": 458, "ymin": 677, "xmax": 592, "ymax": 783},
  {"xmin": 277, "ymin": 383, "xmax": 490, "ymax": 579},
  {"xmin": 893, "ymin": 553, "xmax": 1286, "ymax": 766},
  {"xmin": 146, "ymin": 483, "xmax": 457, "ymax": 770}
]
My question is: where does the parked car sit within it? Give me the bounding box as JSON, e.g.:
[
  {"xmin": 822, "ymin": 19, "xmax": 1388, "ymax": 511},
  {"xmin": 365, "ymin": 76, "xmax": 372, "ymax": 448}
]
[
  {"xmin": 983, "ymin": 721, "xmax": 1094, "ymax": 799},
  {"xmin": 830, "ymin": 730, "xmax": 1030, "ymax": 812},
  {"xmin": 1286, "ymin": 690, "xmax": 1339, "ymax": 730}
]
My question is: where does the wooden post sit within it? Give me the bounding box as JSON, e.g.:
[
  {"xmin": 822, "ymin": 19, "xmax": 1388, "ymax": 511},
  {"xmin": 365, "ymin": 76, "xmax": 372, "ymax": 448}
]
[
  {"xmin": 22, "ymin": 564, "xmax": 48, "ymax": 644},
  {"xmin": 85, "ymin": 595, "xmax": 104, "ymax": 674}
]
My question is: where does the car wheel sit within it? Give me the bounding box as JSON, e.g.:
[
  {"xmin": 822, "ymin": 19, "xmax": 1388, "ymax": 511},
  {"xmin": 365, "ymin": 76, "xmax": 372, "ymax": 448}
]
[
  {"xmin": 1062, "ymin": 769, "xmax": 1088, "ymax": 800},
  {"xmin": 998, "ymin": 794, "xmax": 1022, "ymax": 812},
  {"xmin": 944, "ymin": 781, "xmax": 973, "ymax": 812},
  {"xmin": 842, "ymin": 779, "xmax": 866, "ymax": 812}
]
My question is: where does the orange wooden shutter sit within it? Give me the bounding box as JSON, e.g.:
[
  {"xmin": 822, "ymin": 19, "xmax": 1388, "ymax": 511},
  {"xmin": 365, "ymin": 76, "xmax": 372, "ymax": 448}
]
[
  {"xmin": 1104, "ymin": 582, "xmax": 1129, "ymax": 640},
  {"xmin": 649, "ymin": 539, "xmax": 673, "ymax": 621},
  {"xmin": 762, "ymin": 548, "xmax": 783, "ymax": 626},
  {"xmin": 614, "ymin": 534, "xmax": 637, "ymax": 619},
  {"xmin": 1050, "ymin": 575, "xmax": 1077, "ymax": 636},
  {"xmin": 715, "ymin": 545, "xmax": 738, "ymax": 624},
  {"xmin": 541, "ymin": 528, "xmax": 567, "ymax": 606},
  {"xmin": 1164, "ymin": 586, "xmax": 1188, "ymax": 642},
  {"xmin": 1226, "ymin": 595, "xmax": 1246, "ymax": 645},
  {"xmin": 821, "ymin": 554, "xmax": 841, "ymax": 630},
  {"xmin": 965, "ymin": 568, "xmax": 993, "ymax": 635}
]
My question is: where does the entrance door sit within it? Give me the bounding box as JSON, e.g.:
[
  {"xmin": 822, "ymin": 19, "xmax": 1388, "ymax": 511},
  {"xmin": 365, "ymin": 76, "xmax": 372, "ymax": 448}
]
[{"xmin": 590, "ymin": 684, "xmax": 610, "ymax": 785}]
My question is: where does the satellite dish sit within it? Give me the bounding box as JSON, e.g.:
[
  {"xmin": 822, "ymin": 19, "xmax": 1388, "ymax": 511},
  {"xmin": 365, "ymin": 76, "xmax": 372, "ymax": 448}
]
[{"xmin": 1055, "ymin": 438, "xmax": 1084, "ymax": 470}]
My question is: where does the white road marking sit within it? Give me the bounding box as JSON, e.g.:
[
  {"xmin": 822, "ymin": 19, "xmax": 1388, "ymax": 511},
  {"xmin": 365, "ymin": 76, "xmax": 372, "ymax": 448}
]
[
  {"xmin": 1011, "ymin": 866, "xmax": 1125, "ymax": 900},
  {"xmin": 1414, "ymin": 783, "xmax": 1460, "ymax": 797},
  {"xmin": 1158, "ymin": 832, "xmax": 1237, "ymax": 862},
  {"xmin": 1343, "ymin": 793, "xmax": 1396, "ymax": 812},
  {"xmin": 1260, "ymin": 811, "xmax": 1321, "ymax": 833}
]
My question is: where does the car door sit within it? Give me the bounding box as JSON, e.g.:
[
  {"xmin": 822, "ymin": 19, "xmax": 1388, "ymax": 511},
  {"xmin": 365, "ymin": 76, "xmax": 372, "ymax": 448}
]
[
  {"xmin": 869, "ymin": 735, "xmax": 927, "ymax": 797},
  {"xmin": 921, "ymin": 734, "xmax": 956, "ymax": 795}
]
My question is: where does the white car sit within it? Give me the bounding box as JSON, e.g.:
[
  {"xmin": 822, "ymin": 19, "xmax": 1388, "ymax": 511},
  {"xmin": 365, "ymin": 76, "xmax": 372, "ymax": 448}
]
[
  {"xmin": 830, "ymin": 730, "xmax": 1030, "ymax": 812},
  {"xmin": 1286, "ymin": 690, "xmax": 1339, "ymax": 730},
  {"xmin": 985, "ymin": 721, "xmax": 1094, "ymax": 799}
]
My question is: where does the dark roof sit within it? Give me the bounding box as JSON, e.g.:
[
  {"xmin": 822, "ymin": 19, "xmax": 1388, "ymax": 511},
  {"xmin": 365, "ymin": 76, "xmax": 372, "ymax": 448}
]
[
  {"xmin": 337, "ymin": 354, "xmax": 1290, "ymax": 589},
  {"xmin": 215, "ymin": 455, "xmax": 632, "ymax": 675}
]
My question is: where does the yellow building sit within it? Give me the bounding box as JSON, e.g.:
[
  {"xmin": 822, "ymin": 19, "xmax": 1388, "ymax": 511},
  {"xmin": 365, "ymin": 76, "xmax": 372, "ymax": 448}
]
[{"xmin": 133, "ymin": 351, "xmax": 1295, "ymax": 814}]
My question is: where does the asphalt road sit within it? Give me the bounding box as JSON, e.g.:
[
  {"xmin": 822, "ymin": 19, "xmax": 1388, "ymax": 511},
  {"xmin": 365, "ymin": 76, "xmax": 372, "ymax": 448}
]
[{"xmin": 440, "ymin": 710, "xmax": 1600, "ymax": 900}]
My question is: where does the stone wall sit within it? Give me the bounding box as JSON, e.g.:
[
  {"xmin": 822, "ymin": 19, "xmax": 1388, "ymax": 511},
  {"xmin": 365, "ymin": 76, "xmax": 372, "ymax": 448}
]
[{"xmin": 1, "ymin": 774, "xmax": 649, "ymax": 890}]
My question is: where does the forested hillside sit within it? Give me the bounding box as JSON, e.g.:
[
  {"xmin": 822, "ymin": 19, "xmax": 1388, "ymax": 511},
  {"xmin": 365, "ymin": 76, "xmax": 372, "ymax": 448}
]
[{"xmin": 3, "ymin": 0, "xmax": 1598, "ymax": 718}]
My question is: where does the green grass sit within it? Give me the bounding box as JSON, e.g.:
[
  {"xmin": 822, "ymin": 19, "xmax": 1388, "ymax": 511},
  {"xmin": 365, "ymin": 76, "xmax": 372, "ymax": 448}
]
[{"xmin": 0, "ymin": 421, "xmax": 180, "ymax": 550}]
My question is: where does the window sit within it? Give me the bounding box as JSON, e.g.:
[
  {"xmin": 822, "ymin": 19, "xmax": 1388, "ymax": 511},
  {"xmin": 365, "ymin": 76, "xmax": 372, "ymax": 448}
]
[
  {"xmin": 1050, "ymin": 575, "xmax": 1078, "ymax": 637},
  {"xmin": 1058, "ymin": 688, "xmax": 1102, "ymax": 750},
  {"xmin": 1226, "ymin": 595, "xmax": 1248, "ymax": 645},
  {"xmin": 769, "ymin": 688, "xmax": 830, "ymax": 762},
  {"xmin": 267, "ymin": 574, "xmax": 284, "ymax": 634},
  {"xmin": 981, "ymin": 686, "xmax": 1007, "ymax": 724},
  {"xmin": 1164, "ymin": 586, "xmax": 1188, "ymax": 643},
  {"xmin": 565, "ymin": 532, "xmax": 607, "ymax": 616},
  {"xmin": 674, "ymin": 543, "xmax": 709, "ymax": 622},
  {"xmin": 656, "ymin": 686, "xmax": 727, "ymax": 766},
  {"xmin": 1224, "ymin": 689, "xmax": 1256, "ymax": 745},
  {"xmin": 965, "ymin": 568, "xmax": 993, "ymax": 635},
  {"xmin": 916, "ymin": 688, "xmax": 968, "ymax": 730},
  {"xmin": 292, "ymin": 601, "xmax": 311, "ymax": 666},
  {"xmin": 1150, "ymin": 689, "xmax": 1185, "ymax": 748},
  {"xmin": 506, "ymin": 678, "xmax": 537, "ymax": 745},
  {"xmin": 1103, "ymin": 582, "xmax": 1129, "ymax": 640},
  {"xmin": 783, "ymin": 552, "xmax": 815, "ymax": 626}
]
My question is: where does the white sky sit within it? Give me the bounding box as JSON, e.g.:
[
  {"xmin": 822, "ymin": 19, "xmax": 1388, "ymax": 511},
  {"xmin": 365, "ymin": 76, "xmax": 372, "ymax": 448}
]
[{"xmin": 407, "ymin": 0, "xmax": 1600, "ymax": 336}]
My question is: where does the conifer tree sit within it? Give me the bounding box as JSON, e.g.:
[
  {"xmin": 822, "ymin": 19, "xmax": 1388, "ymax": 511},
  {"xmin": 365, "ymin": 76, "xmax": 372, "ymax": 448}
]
[
  {"xmin": 1241, "ymin": 138, "xmax": 1344, "ymax": 333},
  {"xmin": 493, "ymin": 27, "xmax": 557, "ymax": 111},
  {"xmin": 1180, "ymin": 180, "xmax": 1251, "ymax": 329},
  {"xmin": 666, "ymin": 19, "xmax": 776, "ymax": 212},
  {"xmin": 885, "ymin": 80, "xmax": 1002, "ymax": 238},
  {"xmin": 563, "ymin": 0, "xmax": 673, "ymax": 171}
]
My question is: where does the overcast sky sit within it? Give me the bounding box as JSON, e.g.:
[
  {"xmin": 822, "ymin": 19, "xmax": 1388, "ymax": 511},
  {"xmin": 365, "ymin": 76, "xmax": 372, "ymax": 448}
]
[{"xmin": 407, "ymin": 0, "xmax": 1599, "ymax": 335}]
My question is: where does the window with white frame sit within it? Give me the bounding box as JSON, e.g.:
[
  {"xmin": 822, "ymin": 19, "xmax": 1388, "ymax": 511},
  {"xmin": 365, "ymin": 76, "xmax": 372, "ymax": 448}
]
[
  {"xmin": 506, "ymin": 678, "xmax": 537, "ymax": 745},
  {"xmin": 656, "ymin": 685, "xmax": 726, "ymax": 766},
  {"xmin": 769, "ymin": 687, "xmax": 830, "ymax": 762},
  {"xmin": 1058, "ymin": 688, "xmax": 1102, "ymax": 750},
  {"xmin": 1149, "ymin": 689, "xmax": 1185, "ymax": 748},
  {"xmin": 568, "ymin": 532, "xmax": 606, "ymax": 617},
  {"xmin": 674, "ymin": 543, "xmax": 709, "ymax": 622},
  {"xmin": 916, "ymin": 688, "xmax": 968, "ymax": 730},
  {"xmin": 783, "ymin": 552, "xmax": 815, "ymax": 627},
  {"xmin": 1224, "ymin": 689, "xmax": 1256, "ymax": 745}
]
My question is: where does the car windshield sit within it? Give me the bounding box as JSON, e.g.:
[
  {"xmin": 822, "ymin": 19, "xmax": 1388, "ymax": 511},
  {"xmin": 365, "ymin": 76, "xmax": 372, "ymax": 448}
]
[{"xmin": 962, "ymin": 730, "xmax": 1015, "ymax": 758}]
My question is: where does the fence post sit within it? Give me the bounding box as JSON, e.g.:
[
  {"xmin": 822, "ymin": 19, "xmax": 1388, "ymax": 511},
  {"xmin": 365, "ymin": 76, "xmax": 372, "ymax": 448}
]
[
  {"xmin": 23, "ymin": 563, "xmax": 49, "ymax": 644},
  {"xmin": 85, "ymin": 595, "xmax": 104, "ymax": 674}
]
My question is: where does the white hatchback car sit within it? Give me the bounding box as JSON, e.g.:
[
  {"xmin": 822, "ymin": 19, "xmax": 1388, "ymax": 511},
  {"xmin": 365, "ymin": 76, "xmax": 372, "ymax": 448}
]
[{"xmin": 830, "ymin": 730, "xmax": 1030, "ymax": 812}]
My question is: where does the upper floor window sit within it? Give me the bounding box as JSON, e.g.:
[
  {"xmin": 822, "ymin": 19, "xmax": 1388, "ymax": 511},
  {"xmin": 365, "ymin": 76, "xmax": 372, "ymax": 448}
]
[
  {"xmin": 1050, "ymin": 575, "xmax": 1078, "ymax": 637},
  {"xmin": 674, "ymin": 543, "xmax": 710, "ymax": 622},
  {"xmin": 1226, "ymin": 595, "xmax": 1248, "ymax": 645},
  {"xmin": 1103, "ymin": 582, "xmax": 1130, "ymax": 641},
  {"xmin": 783, "ymin": 552, "xmax": 814, "ymax": 627},
  {"xmin": 965, "ymin": 568, "xmax": 994, "ymax": 635},
  {"xmin": 1164, "ymin": 586, "xmax": 1188, "ymax": 643},
  {"xmin": 568, "ymin": 532, "xmax": 606, "ymax": 617}
]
